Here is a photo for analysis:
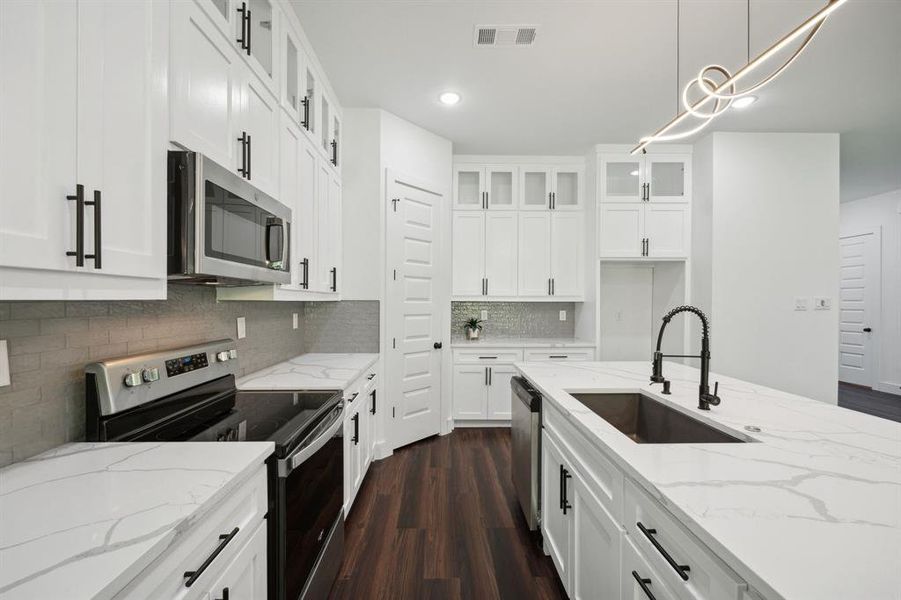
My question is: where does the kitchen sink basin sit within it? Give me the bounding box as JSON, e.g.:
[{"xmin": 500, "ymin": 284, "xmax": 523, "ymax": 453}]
[{"xmin": 568, "ymin": 392, "xmax": 746, "ymax": 444}]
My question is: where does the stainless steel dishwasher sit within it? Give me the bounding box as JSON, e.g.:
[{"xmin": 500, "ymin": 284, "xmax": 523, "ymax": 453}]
[{"xmin": 511, "ymin": 376, "xmax": 542, "ymax": 531}]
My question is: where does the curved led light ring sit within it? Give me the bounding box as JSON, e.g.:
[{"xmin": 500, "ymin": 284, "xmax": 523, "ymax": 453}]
[{"xmin": 631, "ymin": 0, "xmax": 847, "ymax": 154}]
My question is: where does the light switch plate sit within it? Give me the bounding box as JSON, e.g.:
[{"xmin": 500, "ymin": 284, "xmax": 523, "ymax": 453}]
[
  {"xmin": 292, "ymin": 313, "xmax": 299, "ymax": 329},
  {"xmin": 559, "ymin": 310, "xmax": 567, "ymax": 321},
  {"xmin": 0, "ymin": 340, "xmax": 10, "ymax": 387},
  {"xmin": 236, "ymin": 317, "xmax": 246, "ymax": 339},
  {"xmin": 480, "ymin": 310, "xmax": 488, "ymax": 321},
  {"xmin": 813, "ymin": 297, "xmax": 832, "ymax": 310},
  {"xmin": 794, "ymin": 297, "xmax": 809, "ymax": 311}
]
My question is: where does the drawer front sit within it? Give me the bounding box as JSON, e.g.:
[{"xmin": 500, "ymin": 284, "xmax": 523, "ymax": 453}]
[
  {"xmin": 523, "ymin": 348, "xmax": 594, "ymax": 361},
  {"xmin": 623, "ymin": 535, "xmax": 680, "ymax": 600},
  {"xmin": 543, "ymin": 399, "xmax": 623, "ymax": 523},
  {"xmin": 116, "ymin": 466, "xmax": 268, "ymax": 599},
  {"xmin": 624, "ymin": 479, "xmax": 747, "ymax": 600},
  {"xmin": 452, "ymin": 348, "xmax": 524, "ymax": 364}
]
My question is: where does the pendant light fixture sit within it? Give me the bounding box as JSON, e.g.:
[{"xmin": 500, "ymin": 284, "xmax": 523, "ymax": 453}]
[{"xmin": 631, "ymin": 0, "xmax": 848, "ymax": 155}]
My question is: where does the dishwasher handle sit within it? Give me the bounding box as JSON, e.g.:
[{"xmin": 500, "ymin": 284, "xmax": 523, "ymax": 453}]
[{"xmin": 511, "ymin": 376, "xmax": 541, "ymax": 412}]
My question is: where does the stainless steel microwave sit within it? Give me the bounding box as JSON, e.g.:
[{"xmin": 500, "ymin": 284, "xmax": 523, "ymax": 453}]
[{"xmin": 167, "ymin": 151, "xmax": 291, "ymax": 286}]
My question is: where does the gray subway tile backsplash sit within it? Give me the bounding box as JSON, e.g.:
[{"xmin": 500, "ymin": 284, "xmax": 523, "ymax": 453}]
[{"xmin": 0, "ymin": 287, "xmax": 379, "ymax": 467}]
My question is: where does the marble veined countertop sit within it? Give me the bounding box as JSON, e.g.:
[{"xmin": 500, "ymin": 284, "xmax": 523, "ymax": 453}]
[
  {"xmin": 0, "ymin": 442, "xmax": 273, "ymax": 600},
  {"xmin": 450, "ymin": 336, "xmax": 595, "ymax": 348},
  {"xmin": 237, "ymin": 353, "xmax": 379, "ymax": 391},
  {"xmin": 515, "ymin": 360, "xmax": 901, "ymax": 600}
]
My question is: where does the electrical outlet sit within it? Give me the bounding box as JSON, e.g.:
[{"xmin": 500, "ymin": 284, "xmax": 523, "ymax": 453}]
[
  {"xmin": 814, "ymin": 297, "xmax": 832, "ymax": 310},
  {"xmin": 292, "ymin": 313, "xmax": 299, "ymax": 329},
  {"xmin": 236, "ymin": 317, "xmax": 246, "ymax": 339},
  {"xmin": 794, "ymin": 297, "xmax": 809, "ymax": 311},
  {"xmin": 559, "ymin": 310, "xmax": 567, "ymax": 322},
  {"xmin": 0, "ymin": 340, "xmax": 10, "ymax": 387},
  {"xmin": 480, "ymin": 310, "xmax": 488, "ymax": 321}
]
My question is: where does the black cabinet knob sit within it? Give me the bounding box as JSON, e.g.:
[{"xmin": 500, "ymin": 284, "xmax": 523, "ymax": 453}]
[{"xmin": 863, "ymin": 327, "xmax": 872, "ymax": 332}]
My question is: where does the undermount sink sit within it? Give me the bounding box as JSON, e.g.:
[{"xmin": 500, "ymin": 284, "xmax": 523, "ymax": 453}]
[{"xmin": 568, "ymin": 392, "xmax": 746, "ymax": 444}]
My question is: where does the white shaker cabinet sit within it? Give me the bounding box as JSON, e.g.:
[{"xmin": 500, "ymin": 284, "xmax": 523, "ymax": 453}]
[
  {"xmin": 517, "ymin": 213, "xmax": 552, "ymax": 297},
  {"xmin": 452, "ymin": 213, "xmax": 487, "ymax": 297},
  {"xmin": 453, "ymin": 165, "xmax": 518, "ymax": 210},
  {"xmin": 451, "ymin": 212, "xmax": 517, "ymax": 298},
  {"xmin": 207, "ymin": 520, "xmax": 268, "ymax": 600},
  {"xmin": 519, "ymin": 166, "xmax": 583, "ymax": 211},
  {"xmin": 517, "ymin": 213, "xmax": 584, "ymax": 299},
  {"xmin": 598, "ymin": 203, "xmax": 688, "ymax": 259},
  {"xmin": 451, "ymin": 348, "xmax": 520, "ymax": 421},
  {"xmin": 452, "ymin": 365, "xmax": 488, "ymax": 420},
  {"xmin": 600, "ymin": 154, "xmax": 689, "ymax": 204},
  {"xmin": 0, "ymin": 0, "xmax": 167, "ymax": 300},
  {"xmin": 236, "ymin": 67, "xmax": 280, "ymax": 198}
]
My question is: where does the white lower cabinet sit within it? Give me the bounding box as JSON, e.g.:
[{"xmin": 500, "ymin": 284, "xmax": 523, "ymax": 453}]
[
  {"xmin": 452, "ymin": 361, "xmax": 516, "ymax": 421},
  {"xmin": 207, "ymin": 520, "xmax": 268, "ymax": 600},
  {"xmin": 622, "ymin": 535, "xmax": 678, "ymax": 600},
  {"xmin": 344, "ymin": 367, "xmax": 379, "ymax": 515},
  {"xmin": 542, "ymin": 429, "xmax": 622, "ymax": 599}
]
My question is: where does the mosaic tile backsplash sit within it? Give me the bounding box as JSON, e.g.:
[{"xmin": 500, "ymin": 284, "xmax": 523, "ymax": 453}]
[
  {"xmin": 0, "ymin": 288, "xmax": 378, "ymax": 466},
  {"xmin": 451, "ymin": 302, "xmax": 576, "ymax": 339}
]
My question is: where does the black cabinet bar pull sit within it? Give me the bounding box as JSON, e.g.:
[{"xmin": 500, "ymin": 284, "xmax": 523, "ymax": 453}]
[
  {"xmin": 485, "ymin": 277, "xmax": 488, "ymax": 295},
  {"xmin": 478, "ymin": 356, "xmax": 497, "ymax": 360},
  {"xmin": 215, "ymin": 588, "xmax": 230, "ymax": 600},
  {"xmin": 65, "ymin": 184, "xmax": 85, "ymax": 266},
  {"xmin": 637, "ymin": 521, "xmax": 691, "ymax": 580},
  {"xmin": 330, "ymin": 267, "xmax": 337, "ymax": 292},
  {"xmin": 548, "ymin": 191, "xmax": 552, "ymax": 209},
  {"xmin": 631, "ymin": 571, "xmax": 657, "ymax": 600},
  {"xmin": 551, "ymin": 191, "xmax": 556, "ymax": 210},
  {"xmin": 85, "ymin": 189, "xmax": 101, "ymax": 269},
  {"xmin": 551, "ymin": 278, "xmax": 555, "ymax": 296},
  {"xmin": 245, "ymin": 8, "xmax": 252, "ymax": 55},
  {"xmin": 484, "ymin": 367, "xmax": 488, "ymax": 386},
  {"xmin": 236, "ymin": 3, "xmax": 248, "ymax": 50},
  {"xmin": 237, "ymin": 132, "xmax": 248, "ymax": 177},
  {"xmin": 301, "ymin": 258, "xmax": 309, "ymax": 289},
  {"xmin": 562, "ymin": 467, "xmax": 572, "ymax": 514},
  {"xmin": 301, "ymin": 96, "xmax": 310, "ymax": 130},
  {"xmin": 549, "ymin": 355, "xmax": 568, "ymax": 359},
  {"xmin": 184, "ymin": 527, "xmax": 239, "ymax": 587},
  {"xmin": 370, "ymin": 389, "xmax": 376, "ymax": 415},
  {"xmin": 331, "ymin": 139, "xmax": 338, "ymax": 166},
  {"xmin": 548, "ymin": 278, "xmax": 552, "ymax": 296},
  {"xmin": 488, "ymin": 367, "xmax": 492, "ymax": 386},
  {"xmin": 352, "ymin": 413, "xmax": 359, "ymax": 444},
  {"xmin": 559, "ymin": 464, "xmax": 565, "ymax": 510},
  {"xmin": 246, "ymin": 134, "xmax": 251, "ymax": 179}
]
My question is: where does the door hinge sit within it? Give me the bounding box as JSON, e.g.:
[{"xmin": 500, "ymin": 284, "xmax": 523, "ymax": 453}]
[{"xmin": 392, "ymin": 198, "xmax": 400, "ymax": 212}]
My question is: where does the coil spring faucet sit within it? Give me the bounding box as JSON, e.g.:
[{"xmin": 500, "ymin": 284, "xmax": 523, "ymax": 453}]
[{"xmin": 651, "ymin": 305, "xmax": 721, "ymax": 410}]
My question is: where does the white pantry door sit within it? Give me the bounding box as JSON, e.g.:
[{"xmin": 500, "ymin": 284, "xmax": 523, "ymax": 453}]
[
  {"xmin": 838, "ymin": 231, "xmax": 881, "ymax": 386},
  {"xmin": 387, "ymin": 175, "xmax": 443, "ymax": 449}
]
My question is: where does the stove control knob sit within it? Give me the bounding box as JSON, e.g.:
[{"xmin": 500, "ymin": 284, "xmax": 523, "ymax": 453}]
[
  {"xmin": 228, "ymin": 349, "xmax": 238, "ymax": 360},
  {"xmin": 216, "ymin": 351, "xmax": 230, "ymax": 362},
  {"xmin": 123, "ymin": 372, "xmax": 143, "ymax": 387},
  {"xmin": 142, "ymin": 367, "xmax": 160, "ymax": 383}
]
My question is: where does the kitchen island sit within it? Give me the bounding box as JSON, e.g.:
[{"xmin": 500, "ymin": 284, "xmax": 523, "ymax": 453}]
[{"xmin": 516, "ymin": 360, "xmax": 901, "ymax": 600}]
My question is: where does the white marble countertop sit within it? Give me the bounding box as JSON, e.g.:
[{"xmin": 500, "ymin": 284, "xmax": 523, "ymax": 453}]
[
  {"xmin": 515, "ymin": 360, "xmax": 901, "ymax": 600},
  {"xmin": 450, "ymin": 336, "xmax": 595, "ymax": 348},
  {"xmin": 0, "ymin": 441, "xmax": 273, "ymax": 600},
  {"xmin": 237, "ymin": 353, "xmax": 379, "ymax": 391}
]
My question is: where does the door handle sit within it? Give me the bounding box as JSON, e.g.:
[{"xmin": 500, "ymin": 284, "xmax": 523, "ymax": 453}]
[
  {"xmin": 65, "ymin": 184, "xmax": 85, "ymax": 266},
  {"xmin": 433, "ymin": 342, "xmax": 443, "ymax": 349},
  {"xmin": 863, "ymin": 327, "xmax": 872, "ymax": 332}
]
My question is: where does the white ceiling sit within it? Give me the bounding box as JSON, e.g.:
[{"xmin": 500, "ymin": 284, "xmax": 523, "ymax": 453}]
[{"xmin": 290, "ymin": 0, "xmax": 901, "ymax": 202}]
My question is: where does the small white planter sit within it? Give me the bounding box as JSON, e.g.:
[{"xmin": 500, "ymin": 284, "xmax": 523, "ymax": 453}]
[{"xmin": 465, "ymin": 327, "xmax": 481, "ymax": 340}]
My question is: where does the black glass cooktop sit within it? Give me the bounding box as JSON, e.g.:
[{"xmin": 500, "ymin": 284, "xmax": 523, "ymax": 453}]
[{"xmin": 100, "ymin": 375, "xmax": 340, "ymax": 458}]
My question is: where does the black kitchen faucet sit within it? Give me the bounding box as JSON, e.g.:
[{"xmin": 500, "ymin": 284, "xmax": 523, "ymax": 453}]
[{"xmin": 650, "ymin": 305, "xmax": 721, "ymax": 410}]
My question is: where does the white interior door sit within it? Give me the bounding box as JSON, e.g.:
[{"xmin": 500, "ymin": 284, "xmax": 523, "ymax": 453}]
[
  {"xmin": 839, "ymin": 231, "xmax": 881, "ymax": 386},
  {"xmin": 387, "ymin": 176, "xmax": 443, "ymax": 449},
  {"xmin": 599, "ymin": 265, "xmax": 654, "ymax": 360}
]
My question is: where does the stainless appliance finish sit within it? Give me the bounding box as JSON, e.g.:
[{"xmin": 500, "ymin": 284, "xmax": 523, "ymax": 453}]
[
  {"xmin": 168, "ymin": 151, "xmax": 291, "ymax": 286},
  {"xmin": 511, "ymin": 376, "xmax": 542, "ymax": 531},
  {"xmin": 568, "ymin": 392, "xmax": 748, "ymax": 444},
  {"xmin": 84, "ymin": 341, "xmax": 346, "ymax": 600}
]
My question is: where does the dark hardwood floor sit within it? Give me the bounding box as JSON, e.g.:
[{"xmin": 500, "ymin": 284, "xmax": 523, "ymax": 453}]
[
  {"xmin": 328, "ymin": 428, "xmax": 566, "ymax": 600},
  {"xmin": 838, "ymin": 382, "xmax": 901, "ymax": 423}
]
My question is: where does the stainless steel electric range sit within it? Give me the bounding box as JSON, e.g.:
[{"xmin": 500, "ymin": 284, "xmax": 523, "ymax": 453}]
[{"xmin": 84, "ymin": 339, "xmax": 344, "ymax": 600}]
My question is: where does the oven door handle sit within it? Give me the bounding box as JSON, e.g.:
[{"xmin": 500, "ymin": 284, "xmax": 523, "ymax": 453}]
[{"xmin": 278, "ymin": 403, "xmax": 344, "ymax": 477}]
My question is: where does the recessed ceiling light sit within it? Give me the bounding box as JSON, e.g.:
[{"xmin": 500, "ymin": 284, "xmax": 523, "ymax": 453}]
[
  {"xmin": 732, "ymin": 95, "xmax": 758, "ymax": 109},
  {"xmin": 439, "ymin": 91, "xmax": 461, "ymax": 106}
]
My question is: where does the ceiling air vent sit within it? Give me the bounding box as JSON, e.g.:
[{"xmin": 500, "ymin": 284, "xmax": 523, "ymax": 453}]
[{"xmin": 474, "ymin": 25, "xmax": 538, "ymax": 48}]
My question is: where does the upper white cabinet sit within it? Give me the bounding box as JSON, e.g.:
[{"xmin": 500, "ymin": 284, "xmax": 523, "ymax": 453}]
[
  {"xmin": 599, "ymin": 152, "xmax": 691, "ymax": 259},
  {"xmin": 0, "ymin": 0, "xmax": 167, "ymax": 300},
  {"xmin": 600, "ymin": 154, "xmax": 689, "ymax": 204},
  {"xmin": 519, "ymin": 166, "xmax": 583, "ymax": 210},
  {"xmin": 453, "ymin": 166, "xmax": 518, "ymax": 210},
  {"xmin": 517, "ymin": 213, "xmax": 584, "ymax": 299},
  {"xmin": 451, "ymin": 212, "xmax": 518, "ymax": 298}
]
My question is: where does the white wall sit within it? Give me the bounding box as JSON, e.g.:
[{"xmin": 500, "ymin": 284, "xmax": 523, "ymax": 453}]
[
  {"xmin": 840, "ymin": 188, "xmax": 901, "ymax": 395},
  {"xmin": 694, "ymin": 132, "xmax": 840, "ymax": 403}
]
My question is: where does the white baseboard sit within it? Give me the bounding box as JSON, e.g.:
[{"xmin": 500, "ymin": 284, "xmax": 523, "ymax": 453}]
[
  {"xmin": 373, "ymin": 441, "xmax": 394, "ymax": 461},
  {"xmin": 874, "ymin": 382, "xmax": 901, "ymax": 397},
  {"xmin": 453, "ymin": 419, "xmax": 511, "ymax": 428}
]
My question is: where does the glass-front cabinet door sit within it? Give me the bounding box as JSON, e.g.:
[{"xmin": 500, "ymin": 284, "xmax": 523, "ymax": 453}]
[
  {"xmin": 486, "ymin": 166, "xmax": 516, "ymax": 209},
  {"xmin": 647, "ymin": 159, "xmax": 687, "ymax": 203},
  {"xmin": 601, "ymin": 157, "xmax": 643, "ymax": 203},
  {"xmin": 520, "ymin": 167, "xmax": 551, "ymax": 210},
  {"xmin": 454, "ymin": 167, "xmax": 484, "ymax": 210},
  {"xmin": 282, "ymin": 27, "xmax": 301, "ymax": 123},
  {"xmin": 234, "ymin": 0, "xmax": 275, "ymax": 92},
  {"xmin": 553, "ymin": 168, "xmax": 581, "ymax": 210}
]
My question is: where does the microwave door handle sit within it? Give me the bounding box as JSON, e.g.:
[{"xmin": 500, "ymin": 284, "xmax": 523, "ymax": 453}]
[
  {"xmin": 265, "ymin": 221, "xmax": 284, "ymax": 264},
  {"xmin": 279, "ymin": 404, "xmax": 344, "ymax": 476}
]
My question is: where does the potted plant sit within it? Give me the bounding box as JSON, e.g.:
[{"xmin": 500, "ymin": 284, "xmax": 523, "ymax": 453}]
[{"xmin": 463, "ymin": 317, "xmax": 484, "ymax": 340}]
